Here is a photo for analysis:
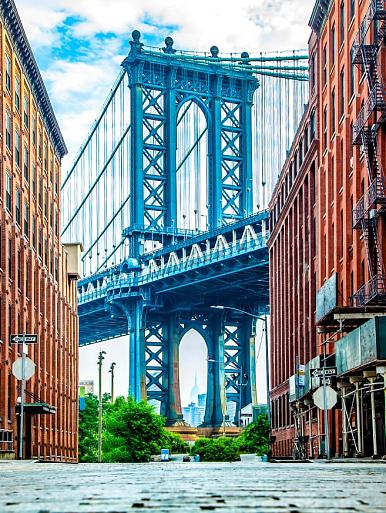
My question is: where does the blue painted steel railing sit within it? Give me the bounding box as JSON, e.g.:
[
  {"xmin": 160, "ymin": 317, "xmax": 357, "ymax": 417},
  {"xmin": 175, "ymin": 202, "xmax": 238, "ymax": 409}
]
[{"xmin": 79, "ymin": 233, "xmax": 268, "ymax": 306}]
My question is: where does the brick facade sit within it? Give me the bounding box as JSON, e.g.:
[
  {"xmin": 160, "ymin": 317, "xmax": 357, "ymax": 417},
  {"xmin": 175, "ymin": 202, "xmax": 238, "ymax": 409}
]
[
  {"xmin": 269, "ymin": 0, "xmax": 386, "ymax": 459},
  {"xmin": 0, "ymin": 0, "xmax": 79, "ymax": 461}
]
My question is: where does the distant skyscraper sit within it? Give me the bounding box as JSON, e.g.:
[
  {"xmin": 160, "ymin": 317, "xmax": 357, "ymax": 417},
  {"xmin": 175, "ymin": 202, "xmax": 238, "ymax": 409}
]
[
  {"xmin": 183, "ymin": 402, "xmax": 203, "ymax": 427},
  {"xmin": 190, "ymin": 374, "xmax": 200, "ymax": 404}
]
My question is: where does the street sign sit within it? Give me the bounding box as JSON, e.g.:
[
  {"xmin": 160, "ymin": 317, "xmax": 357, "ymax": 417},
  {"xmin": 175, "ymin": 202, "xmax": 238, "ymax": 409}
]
[
  {"xmin": 12, "ymin": 356, "xmax": 36, "ymax": 381},
  {"xmin": 312, "ymin": 367, "xmax": 337, "ymax": 378},
  {"xmin": 319, "ymin": 376, "xmax": 334, "ymax": 387},
  {"xmin": 312, "ymin": 385, "xmax": 337, "ymax": 410},
  {"xmin": 10, "ymin": 334, "xmax": 38, "ymax": 344}
]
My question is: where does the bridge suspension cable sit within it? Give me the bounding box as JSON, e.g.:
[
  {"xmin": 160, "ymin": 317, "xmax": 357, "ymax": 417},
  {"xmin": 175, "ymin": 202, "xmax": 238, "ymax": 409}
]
[{"xmin": 61, "ymin": 46, "xmax": 308, "ymax": 278}]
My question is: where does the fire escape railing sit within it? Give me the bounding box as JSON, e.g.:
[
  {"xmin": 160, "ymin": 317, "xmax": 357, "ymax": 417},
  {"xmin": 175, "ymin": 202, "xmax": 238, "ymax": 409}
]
[
  {"xmin": 350, "ymin": 1, "xmax": 386, "ymax": 307},
  {"xmin": 351, "ymin": 273, "xmax": 386, "ymax": 306}
]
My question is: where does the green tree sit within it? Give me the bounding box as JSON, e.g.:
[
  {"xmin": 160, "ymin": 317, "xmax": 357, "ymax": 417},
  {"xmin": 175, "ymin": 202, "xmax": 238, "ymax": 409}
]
[
  {"xmin": 102, "ymin": 397, "xmax": 166, "ymax": 463},
  {"xmin": 78, "ymin": 394, "xmax": 99, "ymax": 462},
  {"xmin": 236, "ymin": 414, "xmax": 270, "ymax": 455}
]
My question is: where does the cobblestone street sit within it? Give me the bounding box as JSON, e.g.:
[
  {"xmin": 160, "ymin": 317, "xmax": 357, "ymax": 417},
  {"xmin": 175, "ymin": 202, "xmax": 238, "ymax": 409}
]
[{"xmin": 0, "ymin": 460, "xmax": 385, "ymax": 512}]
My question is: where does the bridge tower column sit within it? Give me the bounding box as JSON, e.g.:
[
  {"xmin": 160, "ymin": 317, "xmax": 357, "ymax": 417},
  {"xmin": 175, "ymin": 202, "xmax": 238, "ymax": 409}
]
[
  {"xmin": 202, "ymin": 313, "xmax": 227, "ymax": 427},
  {"xmin": 129, "ymin": 300, "xmax": 146, "ymax": 402},
  {"xmin": 164, "ymin": 314, "xmax": 185, "ymax": 426},
  {"xmin": 238, "ymin": 318, "xmax": 257, "ymax": 419}
]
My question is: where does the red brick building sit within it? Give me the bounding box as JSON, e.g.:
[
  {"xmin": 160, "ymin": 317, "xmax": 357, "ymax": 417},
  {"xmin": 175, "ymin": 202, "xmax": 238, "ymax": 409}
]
[
  {"xmin": 269, "ymin": 0, "xmax": 386, "ymax": 459},
  {"xmin": 268, "ymin": 30, "xmax": 319, "ymax": 457},
  {"xmin": 0, "ymin": 0, "xmax": 80, "ymax": 461}
]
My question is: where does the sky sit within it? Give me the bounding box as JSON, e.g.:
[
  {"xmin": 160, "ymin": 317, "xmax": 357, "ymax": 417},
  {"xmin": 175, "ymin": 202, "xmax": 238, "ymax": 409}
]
[{"xmin": 15, "ymin": 0, "xmax": 312, "ymax": 406}]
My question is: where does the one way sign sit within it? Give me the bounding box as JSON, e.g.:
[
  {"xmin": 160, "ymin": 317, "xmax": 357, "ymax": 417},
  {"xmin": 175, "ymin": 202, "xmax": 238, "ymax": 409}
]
[
  {"xmin": 10, "ymin": 334, "xmax": 38, "ymax": 344},
  {"xmin": 312, "ymin": 367, "xmax": 337, "ymax": 378}
]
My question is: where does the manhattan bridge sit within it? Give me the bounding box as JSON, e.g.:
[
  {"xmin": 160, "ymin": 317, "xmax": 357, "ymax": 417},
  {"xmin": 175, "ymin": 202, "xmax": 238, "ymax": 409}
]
[{"xmin": 62, "ymin": 31, "xmax": 308, "ymax": 428}]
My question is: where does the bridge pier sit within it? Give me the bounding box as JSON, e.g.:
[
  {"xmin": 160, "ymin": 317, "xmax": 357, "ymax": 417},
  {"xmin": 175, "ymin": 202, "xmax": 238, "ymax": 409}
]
[
  {"xmin": 164, "ymin": 315, "xmax": 186, "ymax": 426},
  {"xmin": 202, "ymin": 314, "xmax": 228, "ymax": 427},
  {"xmin": 129, "ymin": 301, "xmax": 146, "ymax": 402}
]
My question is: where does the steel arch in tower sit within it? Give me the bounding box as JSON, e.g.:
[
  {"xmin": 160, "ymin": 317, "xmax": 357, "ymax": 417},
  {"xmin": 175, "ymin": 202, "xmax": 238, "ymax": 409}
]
[{"xmin": 122, "ymin": 31, "xmax": 259, "ymax": 244}]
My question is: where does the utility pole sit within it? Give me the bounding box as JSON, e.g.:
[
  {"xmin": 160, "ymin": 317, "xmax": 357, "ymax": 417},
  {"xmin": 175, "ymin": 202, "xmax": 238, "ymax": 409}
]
[
  {"xmin": 322, "ymin": 335, "xmax": 330, "ymax": 460},
  {"xmin": 97, "ymin": 351, "xmax": 106, "ymax": 463},
  {"xmin": 263, "ymin": 314, "xmax": 270, "ymax": 424},
  {"xmin": 18, "ymin": 334, "xmax": 26, "ymax": 460},
  {"xmin": 109, "ymin": 362, "xmax": 116, "ymax": 402}
]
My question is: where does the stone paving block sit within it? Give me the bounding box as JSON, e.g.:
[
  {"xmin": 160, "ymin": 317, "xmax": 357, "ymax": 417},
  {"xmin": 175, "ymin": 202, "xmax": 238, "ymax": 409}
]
[{"xmin": 0, "ymin": 461, "xmax": 385, "ymax": 513}]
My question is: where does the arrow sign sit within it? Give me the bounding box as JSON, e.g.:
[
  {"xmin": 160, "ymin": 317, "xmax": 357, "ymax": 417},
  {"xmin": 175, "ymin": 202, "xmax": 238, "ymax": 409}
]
[
  {"xmin": 312, "ymin": 367, "xmax": 337, "ymax": 378},
  {"xmin": 10, "ymin": 334, "xmax": 38, "ymax": 344},
  {"xmin": 12, "ymin": 356, "xmax": 36, "ymax": 381}
]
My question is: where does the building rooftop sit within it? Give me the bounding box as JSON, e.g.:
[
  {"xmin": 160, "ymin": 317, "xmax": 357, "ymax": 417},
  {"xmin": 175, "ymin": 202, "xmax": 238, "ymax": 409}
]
[
  {"xmin": 309, "ymin": 0, "xmax": 332, "ymax": 35},
  {"xmin": 0, "ymin": 0, "xmax": 67, "ymax": 158}
]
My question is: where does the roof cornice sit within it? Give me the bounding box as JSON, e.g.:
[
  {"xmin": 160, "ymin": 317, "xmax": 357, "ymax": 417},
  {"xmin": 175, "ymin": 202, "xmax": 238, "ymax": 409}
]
[
  {"xmin": 309, "ymin": 0, "xmax": 332, "ymax": 36},
  {"xmin": 0, "ymin": 0, "xmax": 67, "ymax": 158}
]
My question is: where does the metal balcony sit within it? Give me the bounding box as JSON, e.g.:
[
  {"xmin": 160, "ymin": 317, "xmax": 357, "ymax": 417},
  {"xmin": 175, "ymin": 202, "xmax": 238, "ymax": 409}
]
[
  {"xmin": 352, "ymin": 2, "xmax": 386, "ymax": 59},
  {"xmin": 351, "ymin": 273, "xmax": 386, "ymax": 307},
  {"xmin": 353, "ymin": 176, "xmax": 386, "ymax": 228},
  {"xmin": 352, "ymin": 82, "xmax": 386, "ymax": 144}
]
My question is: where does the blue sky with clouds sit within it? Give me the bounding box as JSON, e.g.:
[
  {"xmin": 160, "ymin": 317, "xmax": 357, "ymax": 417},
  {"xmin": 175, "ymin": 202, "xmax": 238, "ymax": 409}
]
[{"xmin": 14, "ymin": 0, "xmax": 313, "ymax": 402}]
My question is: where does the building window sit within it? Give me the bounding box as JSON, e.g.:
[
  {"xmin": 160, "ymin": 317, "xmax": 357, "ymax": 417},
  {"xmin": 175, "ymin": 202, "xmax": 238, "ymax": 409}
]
[
  {"xmin": 299, "ymin": 138, "xmax": 303, "ymax": 166},
  {"xmin": 38, "ymin": 129, "xmax": 42, "ymax": 161},
  {"xmin": 23, "ymin": 95, "xmax": 29, "ymax": 128},
  {"xmin": 32, "ymin": 164, "xmax": 37, "ymax": 197},
  {"xmin": 55, "ymin": 169, "xmax": 59, "ymax": 195},
  {"xmin": 15, "ymin": 76, "xmax": 20, "ymax": 111},
  {"xmin": 310, "ymin": 110, "xmax": 315, "ymax": 140},
  {"xmin": 38, "ymin": 227, "xmax": 42, "ymax": 258},
  {"xmin": 350, "ymin": 0, "xmax": 355, "ymax": 20},
  {"xmin": 5, "ymin": 54, "xmax": 11, "ymax": 92},
  {"xmin": 38, "ymin": 177, "xmax": 43, "ymax": 209},
  {"xmin": 323, "ymin": 44, "xmax": 327, "ymax": 85},
  {"xmin": 15, "ymin": 131, "xmax": 21, "ymax": 168},
  {"xmin": 8, "ymin": 239, "xmax": 12, "ymax": 280},
  {"xmin": 331, "ymin": 88, "xmax": 336, "ymax": 134},
  {"xmin": 340, "ymin": 2, "xmax": 345, "ymax": 46},
  {"xmin": 32, "ymin": 116, "xmax": 36, "ymax": 146},
  {"xmin": 340, "ymin": 67, "xmax": 345, "ymax": 117},
  {"xmin": 304, "ymin": 125, "xmax": 309, "ymax": 153},
  {"xmin": 44, "ymin": 142, "xmax": 48, "ymax": 172},
  {"xmin": 44, "ymin": 187, "xmax": 48, "ymax": 219},
  {"xmin": 310, "ymin": 54, "xmax": 315, "ymax": 91},
  {"xmin": 23, "ymin": 146, "xmax": 29, "ymax": 182},
  {"xmin": 350, "ymin": 47, "xmax": 355, "ymax": 98},
  {"xmin": 331, "ymin": 23, "xmax": 336, "ymax": 66},
  {"xmin": 32, "ymin": 216, "xmax": 36, "ymax": 249},
  {"xmin": 6, "ymin": 111, "xmax": 12, "ymax": 151},
  {"xmin": 17, "ymin": 249, "xmax": 21, "ymax": 291},
  {"xmin": 24, "ymin": 202, "xmax": 29, "ymax": 238},
  {"xmin": 6, "ymin": 174, "xmax": 12, "ymax": 212},
  {"xmin": 294, "ymin": 151, "xmax": 298, "ymax": 176},
  {"xmin": 323, "ymin": 105, "xmax": 328, "ymax": 150},
  {"xmin": 15, "ymin": 190, "xmax": 21, "ymax": 225}
]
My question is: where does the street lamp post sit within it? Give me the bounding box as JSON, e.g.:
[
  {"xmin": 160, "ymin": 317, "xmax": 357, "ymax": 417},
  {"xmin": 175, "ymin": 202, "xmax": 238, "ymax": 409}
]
[
  {"xmin": 210, "ymin": 305, "xmax": 270, "ymax": 424},
  {"xmin": 109, "ymin": 362, "xmax": 116, "ymax": 402},
  {"xmin": 97, "ymin": 351, "xmax": 106, "ymax": 463}
]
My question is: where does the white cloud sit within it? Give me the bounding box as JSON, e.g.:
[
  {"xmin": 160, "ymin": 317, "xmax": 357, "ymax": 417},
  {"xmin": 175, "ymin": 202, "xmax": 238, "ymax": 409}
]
[{"xmin": 15, "ymin": 0, "xmax": 312, "ymax": 159}]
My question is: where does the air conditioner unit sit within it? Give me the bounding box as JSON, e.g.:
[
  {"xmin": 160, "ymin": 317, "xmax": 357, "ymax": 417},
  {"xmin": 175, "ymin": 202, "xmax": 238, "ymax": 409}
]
[
  {"xmin": 369, "ymin": 209, "xmax": 377, "ymax": 219},
  {"xmin": 350, "ymin": 156, "xmax": 354, "ymax": 169}
]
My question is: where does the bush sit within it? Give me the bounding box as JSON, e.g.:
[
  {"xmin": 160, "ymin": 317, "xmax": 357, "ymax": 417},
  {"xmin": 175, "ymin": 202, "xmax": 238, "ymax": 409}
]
[
  {"xmin": 236, "ymin": 414, "xmax": 270, "ymax": 455},
  {"xmin": 102, "ymin": 397, "xmax": 166, "ymax": 463},
  {"xmin": 160, "ymin": 430, "xmax": 189, "ymax": 454},
  {"xmin": 190, "ymin": 437, "xmax": 240, "ymax": 462}
]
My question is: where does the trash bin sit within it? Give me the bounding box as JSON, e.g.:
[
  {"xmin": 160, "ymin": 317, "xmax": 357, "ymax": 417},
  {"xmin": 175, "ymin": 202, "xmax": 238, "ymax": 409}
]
[{"xmin": 161, "ymin": 449, "xmax": 170, "ymax": 462}]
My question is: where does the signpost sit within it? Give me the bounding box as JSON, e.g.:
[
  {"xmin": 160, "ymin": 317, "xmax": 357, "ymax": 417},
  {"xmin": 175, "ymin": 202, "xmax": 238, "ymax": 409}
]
[
  {"xmin": 11, "ymin": 334, "xmax": 37, "ymax": 459},
  {"xmin": 311, "ymin": 366, "xmax": 338, "ymax": 460},
  {"xmin": 312, "ymin": 367, "xmax": 337, "ymax": 378}
]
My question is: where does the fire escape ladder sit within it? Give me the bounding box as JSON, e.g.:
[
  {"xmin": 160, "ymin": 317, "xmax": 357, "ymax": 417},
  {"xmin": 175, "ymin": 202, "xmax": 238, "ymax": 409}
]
[{"xmin": 351, "ymin": 1, "xmax": 386, "ymax": 307}]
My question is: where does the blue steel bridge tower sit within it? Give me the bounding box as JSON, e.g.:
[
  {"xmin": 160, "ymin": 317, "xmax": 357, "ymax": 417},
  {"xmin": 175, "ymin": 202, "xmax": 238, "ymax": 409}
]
[{"xmin": 68, "ymin": 32, "xmax": 309, "ymax": 428}]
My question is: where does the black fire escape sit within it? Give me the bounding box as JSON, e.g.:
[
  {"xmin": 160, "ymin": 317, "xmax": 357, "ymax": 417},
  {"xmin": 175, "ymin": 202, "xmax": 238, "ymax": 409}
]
[{"xmin": 351, "ymin": 0, "xmax": 386, "ymax": 306}]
